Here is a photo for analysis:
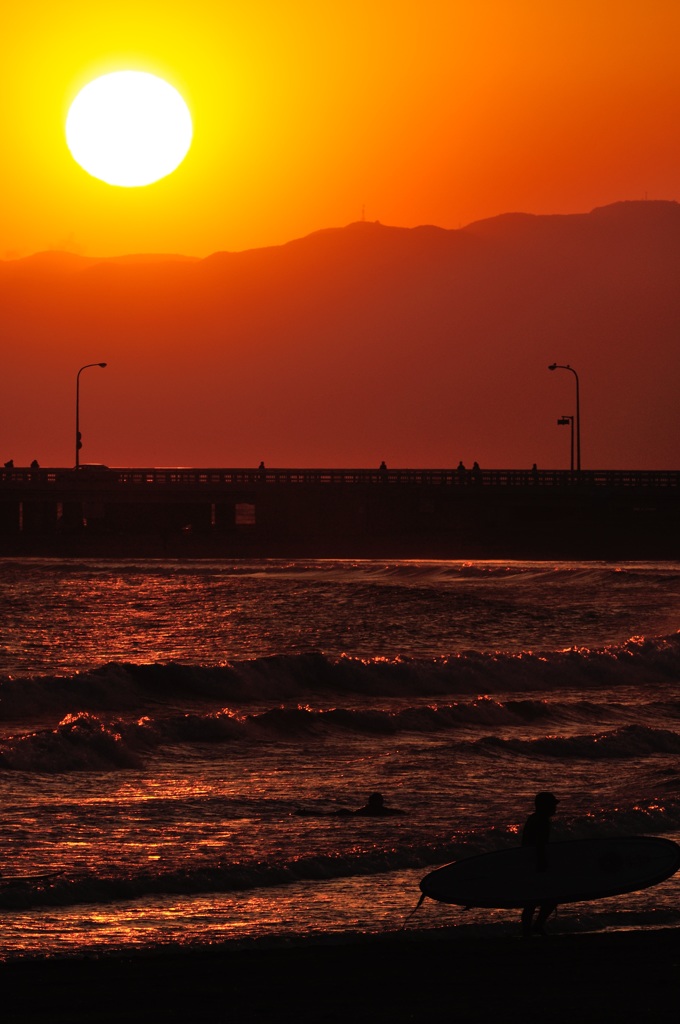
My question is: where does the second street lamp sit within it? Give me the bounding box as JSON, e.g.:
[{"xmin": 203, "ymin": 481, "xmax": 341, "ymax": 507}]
[
  {"xmin": 548, "ymin": 363, "xmax": 581, "ymax": 471},
  {"xmin": 75, "ymin": 362, "xmax": 107, "ymax": 470}
]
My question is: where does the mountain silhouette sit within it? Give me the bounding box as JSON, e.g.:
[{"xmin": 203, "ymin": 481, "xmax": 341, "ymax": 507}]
[{"xmin": 2, "ymin": 201, "xmax": 679, "ymax": 469}]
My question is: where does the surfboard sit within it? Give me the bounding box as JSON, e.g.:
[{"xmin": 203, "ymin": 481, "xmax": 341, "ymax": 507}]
[{"xmin": 420, "ymin": 836, "xmax": 680, "ymax": 908}]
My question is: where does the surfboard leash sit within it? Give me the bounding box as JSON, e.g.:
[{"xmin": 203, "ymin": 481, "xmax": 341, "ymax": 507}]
[{"xmin": 401, "ymin": 892, "xmax": 426, "ymax": 929}]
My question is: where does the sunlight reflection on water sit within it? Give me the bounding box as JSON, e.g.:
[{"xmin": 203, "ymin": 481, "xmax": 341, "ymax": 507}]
[
  {"xmin": 2, "ymin": 560, "xmax": 679, "ymax": 958},
  {"xmin": 2, "ymin": 866, "xmax": 679, "ymax": 959}
]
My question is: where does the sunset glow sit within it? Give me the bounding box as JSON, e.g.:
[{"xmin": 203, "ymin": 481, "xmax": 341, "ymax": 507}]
[
  {"xmin": 2, "ymin": 2, "xmax": 680, "ymax": 470},
  {"xmin": 2, "ymin": 1, "xmax": 679, "ymax": 258},
  {"xmin": 3, "ymin": 0, "xmax": 680, "ymax": 997}
]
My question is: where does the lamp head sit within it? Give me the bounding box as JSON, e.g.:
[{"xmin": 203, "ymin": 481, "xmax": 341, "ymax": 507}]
[
  {"xmin": 98, "ymin": 362, "xmax": 107, "ymax": 368},
  {"xmin": 548, "ymin": 363, "xmax": 557, "ymax": 371}
]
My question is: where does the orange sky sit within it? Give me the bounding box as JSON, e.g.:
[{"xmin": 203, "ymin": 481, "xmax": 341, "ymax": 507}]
[
  {"xmin": 3, "ymin": 2, "xmax": 680, "ymax": 471},
  {"xmin": 3, "ymin": 1, "xmax": 680, "ymax": 259}
]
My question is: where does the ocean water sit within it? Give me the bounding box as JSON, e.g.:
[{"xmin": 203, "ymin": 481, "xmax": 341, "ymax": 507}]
[{"xmin": 1, "ymin": 558, "xmax": 679, "ymax": 959}]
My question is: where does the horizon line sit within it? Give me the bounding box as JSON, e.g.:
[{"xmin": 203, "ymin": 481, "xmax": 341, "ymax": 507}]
[{"xmin": 3, "ymin": 197, "xmax": 678, "ymax": 264}]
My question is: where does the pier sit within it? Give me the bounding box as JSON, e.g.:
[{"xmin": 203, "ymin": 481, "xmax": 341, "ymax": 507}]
[{"xmin": 1, "ymin": 465, "xmax": 679, "ymax": 559}]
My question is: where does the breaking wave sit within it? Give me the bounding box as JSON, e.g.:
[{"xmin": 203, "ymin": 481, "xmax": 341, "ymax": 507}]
[
  {"xmin": 1, "ymin": 632, "xmax": 679, "ymax": 721},
  {"xmin": 1, "ymin": 705, "xmax": 679, "ymax": 774},
  {"xmin": 475, "ymin": 724, "xmax": 680, "ymax": 759}
]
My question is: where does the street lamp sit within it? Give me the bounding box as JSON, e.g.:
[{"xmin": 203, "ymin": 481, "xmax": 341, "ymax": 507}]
[
  {"xmin": 557, "ymin": 415, "xmax": 574, "ymax": 472},
  {"xmin": 548, "ymin": 363, "xmax": 581, "ymax": 471},
  {"xmin": 75, "ymin": 362, "xmax": 107, "ymax": 469}
]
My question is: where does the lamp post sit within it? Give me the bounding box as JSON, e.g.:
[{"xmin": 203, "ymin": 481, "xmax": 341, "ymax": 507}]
[
  {"xmin": 548, "ymin": 363, "xmax": 581, "ymax": 471},
  {"xmin": 75, "ymin": 362, "xmax": 107, "ymax": 469},
  {"xmin": 557, "ymin": 415, "xmax": 574, "ymax": 472}
]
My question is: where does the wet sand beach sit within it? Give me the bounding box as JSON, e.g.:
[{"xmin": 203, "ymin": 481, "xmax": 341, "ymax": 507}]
[{"xmin": 2, "ymin": 928, "xmax": 678, "ymax": 1023}]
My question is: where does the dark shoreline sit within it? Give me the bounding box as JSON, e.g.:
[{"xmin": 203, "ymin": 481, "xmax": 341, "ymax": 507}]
[{"xmin": 2, "ymin": 927, "xmax": 678, "ymax": 1023}]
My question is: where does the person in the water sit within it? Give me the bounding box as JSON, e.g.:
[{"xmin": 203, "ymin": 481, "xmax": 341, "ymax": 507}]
[
  {"xmin": 351, "ymin": 792, "xmax": 405, "ymax": 816},
  {"xmin": 296, "ymin": 791, "xmax": 406, "ymax": 817}
]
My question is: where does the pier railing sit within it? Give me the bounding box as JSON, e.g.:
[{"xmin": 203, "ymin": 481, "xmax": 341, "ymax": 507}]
[{"xmin": 2, "ymin": 466, "xmax": 680, "ymax": 490}]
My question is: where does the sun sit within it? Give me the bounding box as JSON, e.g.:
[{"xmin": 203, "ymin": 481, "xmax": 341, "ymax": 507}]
[{"xmin": 66, "ymin": 71, "xmax": 193, "ymax": 187}]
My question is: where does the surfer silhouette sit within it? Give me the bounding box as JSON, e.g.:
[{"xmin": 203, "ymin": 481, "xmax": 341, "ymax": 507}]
[
  {"xmin": 333, "ymin": 792, "xmax": 405, "ymax": 817},
  {"xmin": 521, "ymin": 791, "xmax": 559, "ymax": 937},
  {"xmin": 295, "ymin": 792, "xmax": 405, "ymax": 817},
  {"xmin": 355, "ymin": 792, "xmax": 405, "ymax": 816}
]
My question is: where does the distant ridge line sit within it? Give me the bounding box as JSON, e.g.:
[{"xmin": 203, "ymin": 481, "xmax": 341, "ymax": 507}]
[{"xmin": 4, "ymin": 199, "xmax": 680, "ymax": 265}]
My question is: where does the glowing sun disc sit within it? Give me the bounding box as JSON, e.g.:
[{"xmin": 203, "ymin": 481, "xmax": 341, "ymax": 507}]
[{"xmin": 66, "ymin": 71, "xmax": 193, "ymax": 187}]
